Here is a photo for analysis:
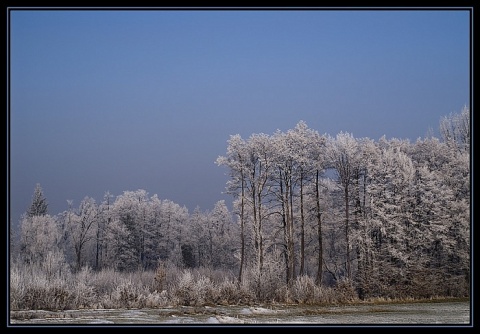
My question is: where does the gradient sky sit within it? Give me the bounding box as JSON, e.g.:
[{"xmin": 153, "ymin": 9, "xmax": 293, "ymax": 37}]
[{"xmin": 8, "ymin": 8, "xmax": 471, "ymax": 227}]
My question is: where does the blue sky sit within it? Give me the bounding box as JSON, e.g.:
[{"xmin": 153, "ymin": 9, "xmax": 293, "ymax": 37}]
[{"xmin": 9, "ymin": 8, "xmax": 470, "ymax": 225}]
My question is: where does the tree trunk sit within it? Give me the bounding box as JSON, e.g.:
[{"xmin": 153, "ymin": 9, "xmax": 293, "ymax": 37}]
[
  {"xmin": 345, "ymin": 185, "xmax": 351, "ymax": 280},
  {"xmin": 315, "ymin": 170, "xmax": 323, "ymax": 285},
  {"xmin": 238, "ymin": 173, "xmax": 245, "ymax": 283},
  {"xmin": 299, "ymin": 172, "xmax": 305, "ymax": 276},
  {"xmin": 288, "ymin": 179, "xmax": 295, "ymax": 283}
]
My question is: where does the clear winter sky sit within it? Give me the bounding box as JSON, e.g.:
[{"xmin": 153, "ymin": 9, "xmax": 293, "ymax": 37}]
[{"xmin": 8, "ymin": 8, "xmax": 471, "ymax": 227}]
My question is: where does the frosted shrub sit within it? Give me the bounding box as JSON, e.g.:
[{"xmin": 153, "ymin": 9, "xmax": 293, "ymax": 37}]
[
  {"xmin": 109, "ymin": 278, "xmax": 146, "ymax": 308},
  {"xmin": 273, "ymin": 285, "xmax": 291, "ymax": 304},
  {"xmin": 195, "ymin": 275, "xmax": 216, "ymax": 305},
  {"xmin": 11, "ymin": 262, "xmax": 73, "ymax": 310},
  {"xmin": 23, "ymin": 276, "xmax": 72, "ymax": 310},
  {"xmin": 312, "ymin": 284, "xmax": 336, "ymax": 305},
  {"xmin": 334, "ymin": 278, "xmax": 358, "ymax": 303},
  {"xmin": 193, "ymin": 267, "xmax": 236, "ymax": 285},
  {"xmin": 145, "ymin": 290, "xmax": 169, "ymax": 308},
  {"xmin": 10, "ymin": 264, "xmax": 26, "ymax": 310},
  {"xmin": 291, "ymin": 275, "xmax": 315, "ymax": 304},
  {"xmin": 448, "ymin": 275, "xmax": 469, "ymax": 298},
  {"xmin": 90, "ymin": 268, "xmax": 119, "ymax": 295},
  {"xmin": 174, "ymin": 270, "xmax": 196, "ymax": 306},
  {"xmin": 164, "ymin": 262, "xmax": 182, "ymax": 290},
  {"xmin": 96, "ymin": 270, "xmax": 159, "ymax": 308},
  {"xmin": 192, "ymin": 267, "xmax": 214, "ymax": 281},
  {"xmin": 245, "ymin": 255, "xmax": 284, "ymax": 302},
  {"xmin": 46, "ymin": 279, "xmax": 72, "ymax": 310},
  {"xmin": 129, "ymin": 270, "xmax": 155, "ymax": 293},
  {"xmin": 210, "ymin": 268, "xmax": 236, "ymax": 284},
  {"xmin": 174, "ymin": 270, "xmax": 216, "ymax": 306},
  {"xmin": 217, "ymin": 279, "xmax": 236, "ymax": 305},
  {"xmin": 215, "ymin": 277, "xmax": 255, "ymax": 305},
  {"xmin": 72, "ymin": 266, "xmax": 96, "ymax": 308},
  {"xmin": 238, "ymin": 277, "xmax": 256, "ymax": 305},
  {"xmin": 238, "ymin": 269, "xmax": 263, "ymax": 303},
  {"xmin": 242, "ymin": 266, "xmax": 259, "ymax": 298},
  {"xmin": 217, "ymin": 279, "xmax": 252, "ymax": 305},
  {"xmin": 41, "ymin": 250, "xmax": 71, "ymax": 281},
  {"xmin": 153, "ymin": 263, "xmax": 167, "ymax": 292}
]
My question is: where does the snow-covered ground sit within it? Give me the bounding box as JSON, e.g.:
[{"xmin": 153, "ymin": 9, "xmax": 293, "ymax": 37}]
[{"xmin": 10, "ymin": 301, "xmax": 470, "ymax": 326}]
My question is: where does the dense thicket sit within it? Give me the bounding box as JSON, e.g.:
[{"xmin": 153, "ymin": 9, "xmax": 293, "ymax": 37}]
[{"xmin": 10, "ymin": 106, "xmax": 470, "ymax": 310}]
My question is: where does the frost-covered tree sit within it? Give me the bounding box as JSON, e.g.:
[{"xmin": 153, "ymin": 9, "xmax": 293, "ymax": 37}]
[
  {"xmin": 188, "ymin": 201, "xmax": 237, "ymax": 270},
  {"xmin": 142, "ymin": 194, "xmax": 162, "ymax": 270},
  {"xmin": 208, "ymin": 200, "xmax": 238, "ymax": 269},
  {"xmin": 327, "ymin": 132, "xmax": 360, "ymax": 281},
  {"xmin": 270, "ymin": 129, "xmax": 297, "ymax": 284},
  {"xmin": 94, "ymin": 191, "xmax": 114, "ymax": 270},
  {"xmin": 217, "ymin": 115, "xmax": 469, "ymax": 299},
  {"xmin": 65, "ymin": 196, "xmax": 98, "ymax": 271},
  {"xmin": 406, "ymin": 136, "xmax": 470, "ymax": 297},
  {"xmin": 218, "ymin": 132, "xmax": 277, "ymax": 291},
  {"xmin": 189, "ymin": 206, "xmax": 208, "ymax": 268},
  {"xmin": 287, "ymin": 121, "xmax": 327, "ymax": 277},
  {"xmin": 289, "ymin": 128, "xmax": 329, "ymax": 285},
  {"xmin": 105, "ymin": 217, "xmax": 133, "ymax": 271},
  {"xmin": 107, "ymin": 190, "xmax": 149, "ymax": 271},
  {"xmin": 239, "ymin": 133, "xmax": 275, "ymax": 284},
  {"xmin": 364, "ymin": 139, "xmax": 416, "ymax": 297},
  {"xmin": 159, "ymin": 199, "xmax": 189, "ymax": 266},
  {"xmin": 10, "ymin": 222, "xmax": 19, "ymax": 264},
  {"xmin": 309, "ymin": 176, "xmax": 336, "ymax": 285},
  {"xmin": 216, "ymin": 134, "xmax": 249, "ymax": 282},
  {"xmin": 27, "ymin": 183, "xmax": 48, "ymax": 217},
  {"xmin": 19, "ymin": 213, "xmax": 69, "ymax": 279},
  {"xmin": 439, "ymin": 105, "xmax": 470, "ymax": 152}
]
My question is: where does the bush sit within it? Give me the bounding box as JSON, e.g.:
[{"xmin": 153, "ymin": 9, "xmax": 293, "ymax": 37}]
[
  {"xmin": 10, "ymin": 262, "xmax": 73, "ymax": 311},
  {"xmin": 243, "ymin": 257, "xmax": 284, "ymax": 302},
  {"xmin": 10, "ymin": 264, "xmax": 26, "ymax": 310},
  {"xmin": 107, "ymin": 278, "xmax": 147, "ymax": 308},
  {"xmin": 173, "ymin": 270, "xmax": 195, "ymax": 306},
  {"xmin": 291, "ymin": 275, "xmax": 315, "ymax": 304},
  {"xmin": 153, "ymin": 262, "xmax": 167, "ymax": 292},
  {"xmin": 334, "ymin": 278, "xmax": 359, "ymax": 303},
  {"xmin": 11, "ymin": 260, "xmax": 370, "ymax": 311},
  {"xmin": 89, "ymin": 267, "xmax": 119, "ymax": 296},
  {"xmin": 173, "ymin": 270, "xmax": 217, "ymax": 306},
  {"xmin": 145, "ymin": 290, "xmax": 169, "ymax": 308},
  {"xmin": 22, "ymin": 277, "xmax": 73, "ymax": 310},
  {"xmin": 312, "ymin": 284, "xmax": 336, "ymax": 305},
  {"xmin": 217, "ymin": 279, "xmax": 253, "ymax": 305},
  {"xmin": 72, "ymin": 266, "xmax": 96, "ymax": 308}
]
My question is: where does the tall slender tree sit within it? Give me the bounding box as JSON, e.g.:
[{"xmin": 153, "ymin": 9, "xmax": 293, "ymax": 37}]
[
  {"xmin": 216, "ymin": 134, "xmax": 249, "ymax": 282},
  {"xmin": 327, "ymin": 132, "xmax": 359, "ymax": 281},
  {"xmin": 27, "ymin": 183, "xmax": 48, "ymax": 217}
]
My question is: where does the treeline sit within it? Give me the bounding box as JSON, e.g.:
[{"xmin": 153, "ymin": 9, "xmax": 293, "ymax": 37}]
[
  {"xmin": 215, "ymin": 106, "xmax": 470, "ymax": 299},
  {"xmin": 15, "ymin": 188, "xmax": 238, "ymax": 273},
  {"xmin": 10, "ymin": 106, "xmax": 470, "ymax": 310}
]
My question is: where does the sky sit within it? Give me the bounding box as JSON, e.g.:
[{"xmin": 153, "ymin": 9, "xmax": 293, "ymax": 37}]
[{"xmin": 8, "ymin": 8, "xmax": 471, "ymax": 227}]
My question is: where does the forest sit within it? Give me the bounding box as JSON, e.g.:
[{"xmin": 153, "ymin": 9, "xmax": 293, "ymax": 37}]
[{"xmin": 10, "ymin": 106, "xmax": 470, "ymax": 311}]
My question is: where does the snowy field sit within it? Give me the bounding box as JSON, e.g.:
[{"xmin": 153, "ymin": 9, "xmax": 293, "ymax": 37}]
[{"xmin": 10, "ymin": 301, "xmax": 470, "ymax": 326}]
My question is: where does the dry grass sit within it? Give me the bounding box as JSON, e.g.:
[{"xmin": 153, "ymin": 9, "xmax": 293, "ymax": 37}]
[{"xmin": 10, "ymin": 260, "xmax": 469, "ymax": 311}]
